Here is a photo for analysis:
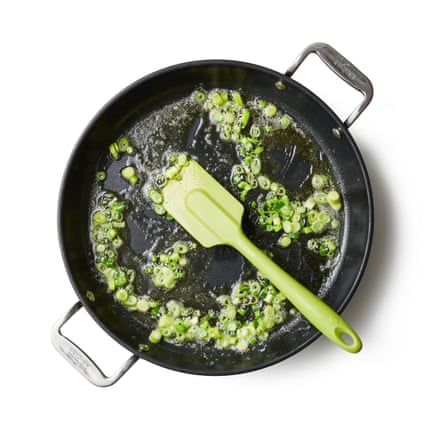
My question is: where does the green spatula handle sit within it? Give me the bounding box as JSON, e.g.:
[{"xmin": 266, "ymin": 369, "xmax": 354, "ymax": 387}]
[{"xmin": 232, "ymin": 230, "xmax": 362, "ymax": 353}]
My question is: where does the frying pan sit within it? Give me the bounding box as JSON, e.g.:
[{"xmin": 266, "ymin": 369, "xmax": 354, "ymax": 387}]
[{"xmin": 52, "ymin": 43, "xmax": 374, "ymax": 386}]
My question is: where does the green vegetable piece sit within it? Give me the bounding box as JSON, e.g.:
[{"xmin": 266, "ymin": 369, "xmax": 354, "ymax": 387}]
[
  {"xmin": 176, "ymin": 153, "xmax": 189, "ymax": 167},
  {"xmin": 238, "ymin": 108, "xmax": 250, "ymax": 128},
  {"xmin": 121, "ymin": 166, "xmax": 138, "ymax": 185},
  {"xmin": 211, "ymin": 92, "xmax": 225, "ymax": 106},
  {"xmin": 165, "ymin": 165, "xmax": 179, "ymax": 179},
  {"xmin": 149, "ymin": 329, "xmax": 162, "ymax": 344},
  {"xmin": 118, "ymin": 136, "xmax": 131, "ymax": 153},
  {"xmin": 327, "ymin": 190, "xmax": 342, "ymax": 211},
  {"xmin": 137, "ymin": 299, "xmax": 149, "ymax": 313},
  {"xmin": 331, "ymin": 219, "xmax": 340, "ymax": 229},
  {"xmin": 319, "ymin": 238, "xmax": 337, "ymax": 256},
  {"xmin": 109, "ymin": 142, "xmax": 120, "ymax": 160},
  {"xmin": 153, "ymin": 204, "xmax": 166, "ymax": 215},
  {"xmin": 280, "ymin": 116, "xmax": 291, "ymax": 128},
  {"xmin": 264, "ymin": 104, "xmax": 277, "ymax": 117},
  {"xmin": 96, "ymin": 171, "xmax": 107, "ymax": 181},
  {"xmin": 116, "ymin": 289, "xmax": 128, "ymax": 302},
  {"xmin": 304, "ymin": 197, "xmax": 316, "ymax": 210},
  {"xmin": 174, "ymin": 242, "xmax": 189, "ymax": 254},
  {"xmin": 232, "ymin": 92, "xmax": 244, "ymax": 106},
  {"xmin": 312, "ymin": 174, "xmax": 328, "ymax": 190},
  {"xmin": 148, "ymin": 188, "xmax": 163, "ymax": 204},
  {"xmin": 224, "ymin": 111, "xmax": 235, "ymax": 124},
  {"xmin": 257, "ymin": 98, "xmax": 266, "ymax": 108},
  {"xmin": 250, "ymin": 125, "xmax": 262, "ymax": 138},
  {"xmin": 93, "ymin": 211, "xmax": 107, "ymax": 225},
  {"xmin": 193, "ymin": 90, "xmax": 207, "ymax": 103},
  {"xmin": 314, "ymin": 192, "xmax": 328, "ymax": 205},
  {"xmin": 257, "ymin": 176, "xmax": 271, "ymax": 190},
  {"xmin": 278, "ymin": 235, "xmax": 292, "ymax": 248},
  {"xmin": 210, "ymin": 109, "xmax": 224, "ymax": 124}
]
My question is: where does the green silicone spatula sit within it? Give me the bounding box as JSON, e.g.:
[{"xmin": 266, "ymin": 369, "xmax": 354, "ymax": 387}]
[{"xmin": 162, "ymin": 160, "xmax": 362, "ymax": 353}]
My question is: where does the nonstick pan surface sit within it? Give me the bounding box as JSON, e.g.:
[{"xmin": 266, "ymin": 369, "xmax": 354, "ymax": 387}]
[{"xmin": 57, "ymin": 51, "xmax": 373, "ymax": 378}]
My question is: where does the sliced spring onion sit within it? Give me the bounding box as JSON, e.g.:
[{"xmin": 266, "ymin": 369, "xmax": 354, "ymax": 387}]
[
  {"xmin": 149, "ymin": 329, "xmax": 162, "ymax": 344},
  {"xmin": 193, "ymin": 90, "xmax": 206, "ymax": 103},
  {"xmin": 232, "ymin": 91, "xmax": 244, "ymax": 106},
  {"xmin": 264, "ymin": 104, "xmax": 277, "ymax": 117},
  {"xmin": 278, "ymin": 235, "xmax": 292, "ymax": 248},
  {"xmin": 96, "ymin": 171, "xmax": 107, "ymax": 181},
  {"xmin": 118, "ymin": 136, "xmax": 130, "ymax": 153},
  {"xmin": 148, "ymin": 188, "xmax": 163, "ymax": 204},
  {"xmin": 121, "ymin": 166, "xmax": 138, "ymax": 185},
  {"xmin": 280, "ymin": 116, "xmax": 291, "ymax": 128},
  {"xmin": 327, "ymin": 190, "xmax": 342, "ymax": 211},
  {"xmin": 238, "ymin": 108, "xmax": 250, "ymax": 128},
  {"xmin": 312, "ymin": 174, "xmax": 328, "ymax": 189},
  {"xmin": 109, "ymin": 142, "xmax": 120, "ymax": 160}
]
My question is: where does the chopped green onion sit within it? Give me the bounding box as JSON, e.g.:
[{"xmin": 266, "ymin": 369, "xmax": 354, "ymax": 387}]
[
  {"xmin": 278, "ymin": 235, "xmax": 292, "ymax": 248},
  {"xmin": 153, "ymin": 204, "xmax": 166, "ymax": 215},
  {"xmin": 116, "ymin": 289, "xmax": 128, "ymax": 302},
  {"xmin": 137, "ymin": 299, "xmax": 149, "ymax": 313},
  {"xmin": 327, "ymin": 190, "xmax": 342, "ymax": 211},
  {"xmin": 148, "ymin": 188, "xmax": 163, "ymax": 204},
  {"xmin": 264, "ymin": 104, "xmax": 277, "ymax": 117},
  {"xmin": 257, "ymin": 98, "xmax": 266, "ymax": 108},
  {"xmin": 176, "ymin": 153, "xmax": 189, "ymax": 166},
  {"xmin": 193, "ymin": 90, "xmax": 207, "ymax": 103},
  {"xmin": 238, "ymin": 108, "xmax": 250, "ymax": 128},
  {"xmin": 314, "ymin": 192, "xmax": 328, "ymax": 205},
  {"xmin": 258, "ymin": 175, "xmax": 271, "ymax": 190},
  {"xmin": 165, "ymin": 165, "xmax": 179, "ymax": 179},
  {"xmin": 174, "ymin": 242, "xmax": 189, "ymax": 254},
  {"xmin": 121, "ymin": 166, "xmax": 138, "ymax": 185},
  {"xmin": 250, "ymin": 125, "xmax": 262, "ymax": 138},
  {"xmin": 312, "ymin": 174, "xmax": 328, "ymax": 189},
  {"xmin": 211, "ymin": 92, "xmax": 225, "ymax": 106},
  {"xmin": 250, "ymin": 158, "xmax": 262, "ymax": 175},
  {"xmin": 109, "ymin": 142, "xmax": 120, "ymax": 160},
  {"xmin": 93, "ymin": 211, "xmax": 107, "ymax": 225},
  {"xmin": 96, "ymin": 171, "xmax": 107, "ymax": 181},
  {"xmin": 118, "ymin": 136, "xmax": 131, "ymax": 153},
  {"xmin": 149, "ymin": 329, "xmax": 162, "ymax": 344},
  {"xmin": 232, "ymin": 92, "xmax": 244, "ymax": 106},
  {"xmin": 280, "ymin": 116, "xmax": 291, "ymax": 128}
]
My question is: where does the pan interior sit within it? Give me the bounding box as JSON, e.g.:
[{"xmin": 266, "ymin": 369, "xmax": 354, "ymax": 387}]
[{"xmin": 59, "ymin": 61, "xmax": 372, "ymax": 375}]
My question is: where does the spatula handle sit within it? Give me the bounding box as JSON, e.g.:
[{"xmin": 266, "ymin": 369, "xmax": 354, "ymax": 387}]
[{"xmin": 232, "ymin": 231, "xmax": 362, "ymax": 353}]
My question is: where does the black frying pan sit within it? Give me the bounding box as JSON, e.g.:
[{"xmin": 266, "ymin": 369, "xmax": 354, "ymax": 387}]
[{"xmin": 52, "ymin": 43, "xmax": 373, "ymax": 386}]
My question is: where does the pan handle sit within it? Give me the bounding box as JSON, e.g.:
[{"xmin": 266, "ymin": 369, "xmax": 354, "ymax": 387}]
[
  {"xmin": 285, "ymin": 42, "xmax": 373, "ymax": 131},
  {"xmin": 51, "ymin": 301, "xmax": 139, "ymax": 387}
]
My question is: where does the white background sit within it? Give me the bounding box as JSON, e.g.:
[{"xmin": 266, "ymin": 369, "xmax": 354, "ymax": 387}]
[{"xmin": 1, "ymin": 1, "xmax": 443, "ymax": 443}]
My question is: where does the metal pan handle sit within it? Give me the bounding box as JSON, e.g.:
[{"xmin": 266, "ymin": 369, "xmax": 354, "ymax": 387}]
[
  {"xmin": 285, "ymin": 42, "xmax": 373, "ymax": 130},
  {"xmin": 51, "ymin": 302, "xmax": 138, "ymax": 387}
]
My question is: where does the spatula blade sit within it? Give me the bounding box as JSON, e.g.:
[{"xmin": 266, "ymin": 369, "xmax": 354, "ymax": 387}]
[{"xmin": 162, "ymin": 160, "xmax": 244, "ymax": 247}]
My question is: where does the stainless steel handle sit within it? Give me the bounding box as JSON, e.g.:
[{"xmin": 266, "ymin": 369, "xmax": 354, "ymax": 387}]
[
  {"xmin": 51, "ymin": 301, "xmax": 138, "ymax": 387},
  {"xmin": 285, "ymin": 42, "xmax": 373, "ymax": 129}
]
